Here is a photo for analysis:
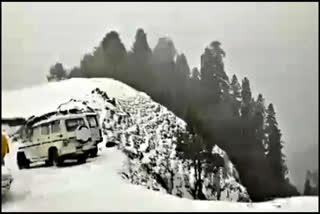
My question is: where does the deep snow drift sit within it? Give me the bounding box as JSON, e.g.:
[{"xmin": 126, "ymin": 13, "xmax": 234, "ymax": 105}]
[{"xmin": 1, "ymin": 78, "xmax": 318, "ymax": 212}]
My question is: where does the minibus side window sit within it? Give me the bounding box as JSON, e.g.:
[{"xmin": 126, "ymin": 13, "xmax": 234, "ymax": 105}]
[
  {"xmin": 27, "ymin": 128, "xmax": 33, "ymax": 139},
  {"xmin": 51, "ymin": 120, "xmax": 61, "ymax": 133},
  {"xmin": 33, "ymin": 126, "xmax": 41, "ymax": 137},
  {"xmin": 41, "ymin": 124, "xmax": 50, "ymax": 135},
  {"xmin": 65, "ymin": 118, "xmax": 85, "ymax": 132},
  {"xmin": 87, "ymin": 116, "xmax": 98, "ymax": 128}
]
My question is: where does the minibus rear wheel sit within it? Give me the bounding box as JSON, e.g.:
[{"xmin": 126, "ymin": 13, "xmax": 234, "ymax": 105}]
[
  {"xmin": 48, "ymin": 148, "xmax": 63, "ymax": 167},
  {"xmin": 89, "ymin": 147, "xmax": 98, "ymax": 157},
  {"xmin": 17, "ymin": 152, "xmax": 30, "ymax": 169}
]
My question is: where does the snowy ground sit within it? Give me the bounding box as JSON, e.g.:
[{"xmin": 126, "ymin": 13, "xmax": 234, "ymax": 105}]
[
  {"xmin": 2, "ymin": 78, "xmax": 318, "ymax": 212},
  {"xmin": 2, "ymin": 142, "xmax": 318, "ymax": 212}
]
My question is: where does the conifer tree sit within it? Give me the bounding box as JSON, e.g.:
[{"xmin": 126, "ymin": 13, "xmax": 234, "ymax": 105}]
[
  {"xmin": 230, "ymin": 74, "xmax": 242, "ymax": 117},
  {"xmin": 230, "ymin": 74, "xmax": 241, "ymax": 99},
  {"xmin": 131, "ymin": 28, "xmax": 152, "ymax": 61},
  {"xmin": 47, "ymin": 62, "xmax": 67, "ymax": 81},
  {"xmin": 265, "ymin": 103, "xmax": 288, "ymax": 181},
  {"xmin": 152, "ymin": 37, "xmax": 177, "ymax": 104},
  {"xmin": 254, "ymin": 94, "xmax": 267, "ymax": 150},
  {"xmin": 191, "ymin": 67, "xmax": 200, "ymax": 81},
  {"xmin": 129, "ymin": 28, "xmax": 153, "ymax": 89},
  {"xmin": 209, "ymin": 41, "xmax": 228, "ymax": 81},
  {"xmin": 101, "ymin": 31, "xmax": 127, "ymax": 79},
  {"xmin": 304, "ymin": 176, "xmax": 311, "ymax": 195},
  {"xmin": 241, "ymin": 77, "xmax": 252, "ymax": 119},
  {"xmin": 68, "ymin": 66, "xmax": 85, "ymax": 78},
  {"xmin": 175, "ymin": 53, "xmax": 190, "ymax": 83},
  {"xmin": 80, "ymin": 53, "xmax": 95, "ymax": 78},
  {"xmin": 201, "ymin": 47, "xmax": 215, "ymax": 83},
  {"xmin": 175, "ymin": 105, "xmax": 208, "ymax": 199}
]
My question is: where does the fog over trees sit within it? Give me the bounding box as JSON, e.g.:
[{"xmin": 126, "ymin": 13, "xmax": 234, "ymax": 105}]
[{"xmin": 50, "ymin": 28, "xmax": 302, "ymax": 201}]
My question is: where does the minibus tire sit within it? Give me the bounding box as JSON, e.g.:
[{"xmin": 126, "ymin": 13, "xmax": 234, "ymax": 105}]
[
  {"xmin": 89, "ymin": 147, "xmax": 98, "ymax": 157},
  {"xmin": 17, "ymin": 152, "xmax": 30, "ymax": 169},
  {"xmin": 77, "ymin": 154, "xmax": 87, "ymax": 164},
  {"xmin": 48, "ymin": 148, "xmax": 63, "ymax": 167}
]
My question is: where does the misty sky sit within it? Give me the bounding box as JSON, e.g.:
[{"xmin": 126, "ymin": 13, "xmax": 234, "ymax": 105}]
[{"xmin": 2, "ymin": 2, "xmax": 318, "ymax": 191}]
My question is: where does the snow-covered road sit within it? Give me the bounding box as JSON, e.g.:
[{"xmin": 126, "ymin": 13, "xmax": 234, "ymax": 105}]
[{"xmin": 2, "ymin": 143, "xmax": 318, "ymax": 212}]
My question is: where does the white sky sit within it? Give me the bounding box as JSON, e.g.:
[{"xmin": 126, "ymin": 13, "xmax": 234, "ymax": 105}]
[{"xmin": 1, "ymin": 2, "xmax": 318, "ymax": 191}]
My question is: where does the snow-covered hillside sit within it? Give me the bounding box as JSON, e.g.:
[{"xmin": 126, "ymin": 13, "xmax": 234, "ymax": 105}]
[
  {"xmin": 2, "ymin": 78, "xmax": 318, "ymax": 212},
  {"xmin": 102, "ymin": 91, "xmax": 249, "ymax": 201}
]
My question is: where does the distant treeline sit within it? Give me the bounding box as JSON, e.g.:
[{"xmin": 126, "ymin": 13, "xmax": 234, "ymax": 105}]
[
  {"xmin": 304, "ymin": 170, "xmax": 319, "ymax": 196},
  {"xmin": 47, "ymin": 29, "xmax": 300, "ymax": 201}
]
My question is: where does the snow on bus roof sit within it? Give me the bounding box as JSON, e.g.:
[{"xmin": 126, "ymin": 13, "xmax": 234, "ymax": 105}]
[{"xmin": 31, "ymin": 110, "xmax": 97, "ymax": 127}]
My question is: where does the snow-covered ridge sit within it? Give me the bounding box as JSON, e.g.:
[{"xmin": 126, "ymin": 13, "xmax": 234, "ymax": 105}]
[{"xmin": 2, "ymin": 78, "xmax": 139, "ymax": 119}]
